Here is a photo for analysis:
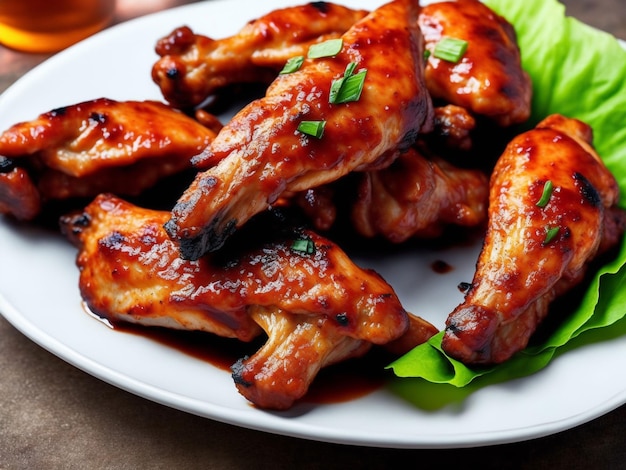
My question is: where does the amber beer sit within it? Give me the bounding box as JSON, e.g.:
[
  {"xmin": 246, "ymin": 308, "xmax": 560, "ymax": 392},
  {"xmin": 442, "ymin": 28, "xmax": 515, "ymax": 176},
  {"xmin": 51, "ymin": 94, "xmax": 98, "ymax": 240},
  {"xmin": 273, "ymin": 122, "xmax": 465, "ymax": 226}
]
[{"xmin": 0, "ymin": 0, "xmax": 116, "ymax": 53}]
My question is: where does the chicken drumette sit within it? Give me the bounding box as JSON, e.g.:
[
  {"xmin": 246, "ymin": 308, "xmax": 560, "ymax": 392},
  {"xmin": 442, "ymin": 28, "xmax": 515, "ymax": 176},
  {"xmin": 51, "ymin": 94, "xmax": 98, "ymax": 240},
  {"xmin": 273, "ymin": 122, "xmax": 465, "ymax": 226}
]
[
  {"xmin": 61, "ymin": 193, "xmax": 436, "ymax": 409},
  {"xmin": 419, "ymin": 0, "xmax": 532, "ymax": 127},
  {"xmin": 351, "ymin": 145, "xmax": 489, "ymax": 243},
  {"xmin": 152, "ymin": 2, "xmax": 368, "ymax": 109},
  {"xmin": 442, "ymin": 115, "xmax": 626, "ymax": 365},
  {"xmin": 0, "ymin": 98, "xmax": 218, "ymax": 221},
  {"xmin": 165, "ymin": 0, "xmax": 434, "ymax": 260}
]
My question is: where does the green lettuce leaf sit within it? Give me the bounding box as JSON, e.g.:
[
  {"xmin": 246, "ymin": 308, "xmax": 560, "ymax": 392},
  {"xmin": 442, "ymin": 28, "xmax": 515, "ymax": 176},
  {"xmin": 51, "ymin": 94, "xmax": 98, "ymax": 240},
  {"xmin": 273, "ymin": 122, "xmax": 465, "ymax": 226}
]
[
  {"xmin": 486, "ymin": 0, "xmax": 626, "ymax": 200},
  {"xmin": 387, "ymin": 0, "xmax": 626, "ymax": 399}
]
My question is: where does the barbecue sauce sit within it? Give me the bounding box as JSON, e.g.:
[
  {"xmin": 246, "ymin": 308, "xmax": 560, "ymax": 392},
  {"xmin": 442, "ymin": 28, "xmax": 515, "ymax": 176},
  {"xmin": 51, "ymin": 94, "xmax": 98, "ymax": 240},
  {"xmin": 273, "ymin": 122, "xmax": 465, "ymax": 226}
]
[
  {"xmin": 431, "ymin": 259, "xmax": 454, "ymax": 274},
  {"xmin": 105, "ymin": 318, "xmax": 389, "ymax": 405}
]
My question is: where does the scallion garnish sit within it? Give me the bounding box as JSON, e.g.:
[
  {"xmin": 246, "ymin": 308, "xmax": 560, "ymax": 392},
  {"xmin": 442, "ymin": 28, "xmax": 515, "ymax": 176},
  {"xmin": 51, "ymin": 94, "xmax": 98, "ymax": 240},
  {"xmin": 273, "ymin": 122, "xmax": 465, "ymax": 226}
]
[
  {"xmin": 291, "ymin": 238, "xmax": 316, "ymax": 254},
  {"xmin": 433, "ymin": 37, "xmax": 468, "ymax": 63},
  {"xmin": 307, "ymin": 38, "xmax": 343, "ymax": 59},
  {"xmin": 279, "ymin": 56, "xmax": 304, "ymax": 74},
  {"xmin": 329, "ymin": 62, "xmax": 354, "ymax": 103},
  {"xmin": 297, "ymin": 120, "xmax": 326, "ymax": 139},
  {"xmin": 343, "ymin": 61, "xmax": 357, "ymax": 77},
  {"xmin": 536, "ymin": 180, "xmax": 554, "ymax": 208},
  {"xmin": 329, "ymin": 62, "xmax": 367, "ymax": 104},
  {"xmin": 543, "ymin": 226, "xmax": 560, "ymax": 245}
]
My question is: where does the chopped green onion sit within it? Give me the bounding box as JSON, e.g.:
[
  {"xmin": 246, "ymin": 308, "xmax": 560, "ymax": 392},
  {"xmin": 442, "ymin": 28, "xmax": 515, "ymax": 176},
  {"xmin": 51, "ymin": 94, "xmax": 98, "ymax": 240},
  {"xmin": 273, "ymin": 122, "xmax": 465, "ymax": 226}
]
[
  {"xmin": 536, "ymin": 180, "xmax": 555, "ymax": 208},
  {"xmin": 343, "ymin": 61, "xmax": 357, "ymax": 77},
  {"xmin": 329, "ymin": 78, "xmax": 343, "ymax": 103},
  {"xmin": 433, "ymin": 37, "xmax": 468, "ymax": 63},
  {"xmin": 543, "ymin": 226, "xmax": 560, "ymax": 245},
  {"xmin": 329, "ymin": 62, "xmax": 355, "ymax": 103},
  {"xmin": 291, "ymin": 238, "xmax": 316, "ymax": 254},
  {"xmin": 330, "ymin": 70, "xmax": 367, "ymax": 104},
  {"xmin": 423, "ymin": 49, "xmax": 431, "ymax": 61},
  {"xmin": 297, "ymin": 120, "xmax": 326, "ymax": 139},
  {"xmin": 307, "ymin": 38, "xmax": 343, "ymax": 59},
  {"xmin": 279, "ymin": 56, "xmax": 304, "ymax": 74},
  {"xmin": 329, "ymin": 62, "xmax": 367, "ymax": 104}
]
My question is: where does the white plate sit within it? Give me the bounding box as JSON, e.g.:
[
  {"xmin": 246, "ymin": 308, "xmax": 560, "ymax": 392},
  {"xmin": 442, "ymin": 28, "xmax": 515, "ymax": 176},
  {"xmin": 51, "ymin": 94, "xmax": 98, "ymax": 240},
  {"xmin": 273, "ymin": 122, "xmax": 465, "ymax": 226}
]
[{"xmin": 1, "ymin": 0, "xmax": 625, "ymax": 449}]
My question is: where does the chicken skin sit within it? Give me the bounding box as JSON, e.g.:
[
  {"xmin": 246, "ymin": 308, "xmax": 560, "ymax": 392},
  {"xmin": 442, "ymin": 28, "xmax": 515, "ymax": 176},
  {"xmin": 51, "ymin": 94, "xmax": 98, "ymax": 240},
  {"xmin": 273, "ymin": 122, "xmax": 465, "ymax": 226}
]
[
  {"xmin": 60, "ymin": 193, "xmax": 436, "ymax": 409},
  {"xmin": 152, "ymin": 2, "xmax": 368, "ymax": 109},
  {"xmin": 442, "ymin": 115, "xmax": 626, "ymax": 365},
  {"xmin": 418, "ymin": 0, "xmax": 532, "ymax": 127},
  {"xmin": 165, "ymin": 0, "xmax": 434, "ymax": 260},
  {"xmin": 351, "ymin": 145, "xmax": 489, "ymax": 243},
  {"xmin": 0, "ymin": 98, "xmax": 218, "ymax": 221}
]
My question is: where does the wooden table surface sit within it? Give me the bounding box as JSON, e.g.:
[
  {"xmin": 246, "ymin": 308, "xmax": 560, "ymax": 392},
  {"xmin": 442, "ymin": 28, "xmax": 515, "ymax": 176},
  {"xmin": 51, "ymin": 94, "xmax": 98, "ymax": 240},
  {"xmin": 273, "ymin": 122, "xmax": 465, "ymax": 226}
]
[{"xmin": 1, "ymin": 1, "xmax": 625, "ymax": 468}]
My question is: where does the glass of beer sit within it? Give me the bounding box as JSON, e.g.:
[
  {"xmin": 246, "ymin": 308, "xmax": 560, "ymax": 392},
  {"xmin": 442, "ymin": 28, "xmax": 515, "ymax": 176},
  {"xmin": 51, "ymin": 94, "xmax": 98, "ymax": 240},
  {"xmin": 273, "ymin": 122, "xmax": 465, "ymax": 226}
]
[{"xmin": 0, "ymin": 0, "xmax": 116, "ymax": 53}]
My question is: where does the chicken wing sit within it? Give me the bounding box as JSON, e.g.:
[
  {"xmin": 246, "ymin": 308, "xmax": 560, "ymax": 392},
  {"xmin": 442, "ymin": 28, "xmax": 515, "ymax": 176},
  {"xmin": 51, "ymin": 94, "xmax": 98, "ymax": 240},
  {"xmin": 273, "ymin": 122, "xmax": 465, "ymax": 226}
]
[
  {"xmin": 165, "ymin": 0, "xmax": 434, "ymax": 260},
  {"xmin": 152, "ymin": 2, "xmax": 368, "ymax": 109},
  {"xmin": 0, "ymin": 98, "xmax": 218, "ymax": 221},
  {"xmin": 351, "ymin": 145, "xmax": 489, "ymax": 243},
  {"xmin": 441, "ymin": 115, "xmax": 626, "ymax": 365},
  {"xmin": 418, "ymin": 0, "xmax": 532, "ymax": 127},
  {"xmin": 60, "ymin": 193, "xmax": 436, "ymax": 409}
]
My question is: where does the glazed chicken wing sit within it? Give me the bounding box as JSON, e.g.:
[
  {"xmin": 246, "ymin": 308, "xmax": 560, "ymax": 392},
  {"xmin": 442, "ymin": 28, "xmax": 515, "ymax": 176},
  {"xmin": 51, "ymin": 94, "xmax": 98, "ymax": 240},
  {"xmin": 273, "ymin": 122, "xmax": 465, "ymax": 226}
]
[
  {"xmin": 351, "ymin": 145, "xmax": 489, "ymax": 243},
  {"xmin": 0, "ymin": 98, "xmax": 218, "ymax": 221},
  {"xmin": 418, "ymin": 0, "xmax": 532, "ymax": 127},
  {"xmin": 442, "ymin": 115, "xmax": 626, "ymax": 365},
  {"xmin": 235, "ymin": 299, "xmax": 442, "ymax": 407},
  {"xmin": 152, "ymin": 2, "xmax": 368, "ymax": 109},
  {"xmin": 165, "ymin": 0, "xmax": 434, "ymax": 260},
  {"xmin": 60, "ymin": 193, "xmax": 436, "ymax": 409}
]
